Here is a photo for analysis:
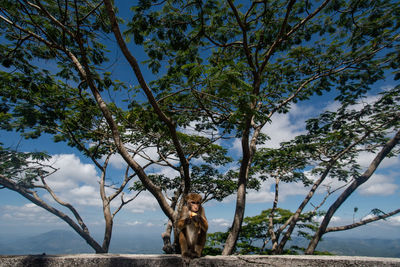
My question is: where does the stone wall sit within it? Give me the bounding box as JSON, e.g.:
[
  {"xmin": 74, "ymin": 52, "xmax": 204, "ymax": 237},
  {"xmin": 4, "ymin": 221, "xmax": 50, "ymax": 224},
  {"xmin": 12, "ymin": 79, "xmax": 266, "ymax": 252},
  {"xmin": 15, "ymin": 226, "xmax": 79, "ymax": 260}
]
[{"xmin": 1, "ymin": 254, "xmax": 400, "ymax": 267}]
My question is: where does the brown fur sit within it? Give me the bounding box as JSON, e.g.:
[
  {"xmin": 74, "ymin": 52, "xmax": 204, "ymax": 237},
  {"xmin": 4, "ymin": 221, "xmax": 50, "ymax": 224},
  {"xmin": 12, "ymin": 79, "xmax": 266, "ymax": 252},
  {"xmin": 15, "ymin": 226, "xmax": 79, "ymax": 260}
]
[{"xmin": 177, "ymin": 193, "xmax": 208, "ymax": 258}]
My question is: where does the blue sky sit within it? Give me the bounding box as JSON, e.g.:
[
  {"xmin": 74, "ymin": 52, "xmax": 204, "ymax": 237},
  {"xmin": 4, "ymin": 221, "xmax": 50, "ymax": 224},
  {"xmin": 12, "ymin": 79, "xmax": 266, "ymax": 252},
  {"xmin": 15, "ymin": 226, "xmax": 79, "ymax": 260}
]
[
  {"xmin": 1, "ymin": 87, "xmax": 399, "ymax": 241},
  {"xmin": 1, "ymin": 1, "xmax": 400, "ymax": 249}
]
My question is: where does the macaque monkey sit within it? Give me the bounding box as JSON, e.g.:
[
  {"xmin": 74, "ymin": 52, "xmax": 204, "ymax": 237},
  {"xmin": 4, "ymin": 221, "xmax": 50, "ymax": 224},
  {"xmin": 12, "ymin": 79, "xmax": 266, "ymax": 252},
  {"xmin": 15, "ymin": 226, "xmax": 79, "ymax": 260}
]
[{"xmin": 177, "ymin": 193, "xmax": 208, "ymax": 258}]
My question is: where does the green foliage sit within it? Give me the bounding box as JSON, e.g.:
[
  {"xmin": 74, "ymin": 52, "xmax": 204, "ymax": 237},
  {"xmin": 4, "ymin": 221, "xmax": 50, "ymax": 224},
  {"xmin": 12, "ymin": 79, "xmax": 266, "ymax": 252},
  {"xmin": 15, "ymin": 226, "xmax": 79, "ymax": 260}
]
[
  {"xmin": 1, "ymin": 0, "xmax": 399, "ymax": 254},
  {"xmin": 254, "ymin": 86, "xmax": 400, "ymax": 185},
  {"xmin": 204, "ymin": 208, "xmax": 321, "ymax": 255},
  {"xmin": 121, "ymin": 0, "xmax": 400, "ymax": 139},
  {"xmin": 203, "ymin": 231, "xmax": 229, "ymax": 256},
  {"xmin": 0, "ymin": 146, "xmax": 50, "ymax": 187}
]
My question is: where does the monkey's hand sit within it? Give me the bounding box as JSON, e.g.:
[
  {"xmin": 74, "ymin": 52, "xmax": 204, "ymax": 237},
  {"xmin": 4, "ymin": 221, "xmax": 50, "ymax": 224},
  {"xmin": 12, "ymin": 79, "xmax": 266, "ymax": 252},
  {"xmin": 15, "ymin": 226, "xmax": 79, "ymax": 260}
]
[
  {"xmin": 192, "ymin": 214, "xmax": 200, "ymax": 223},
  {"xmin": 184, "ymin": 217, "xmax": 192, "ymax": 225}
]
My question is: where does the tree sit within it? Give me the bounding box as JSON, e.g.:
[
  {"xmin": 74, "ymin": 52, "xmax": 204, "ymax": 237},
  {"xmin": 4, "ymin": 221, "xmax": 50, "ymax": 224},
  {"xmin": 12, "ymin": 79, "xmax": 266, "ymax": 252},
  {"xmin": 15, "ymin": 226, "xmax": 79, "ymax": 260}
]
[
  {"xmin": 205, "ymin": 208, "xmax": 321, "ymax": 255},
  {"xmin": 122, "ymin": 0, "xmax": 399, "ymax": 254},
  {"xmin": 0, "ymin": 141, "xmax": 147, "ymax": 253},
  {"xmin": 0, "ymin": 0, "xmax": 236, "ymax": 253},
  {"xmin": 253, "ymin": 86, "xmax": 400, "ymax": 254},
  {"xmin": 1, "ymin": 0, "xmax": 399, "ymax": 255}
]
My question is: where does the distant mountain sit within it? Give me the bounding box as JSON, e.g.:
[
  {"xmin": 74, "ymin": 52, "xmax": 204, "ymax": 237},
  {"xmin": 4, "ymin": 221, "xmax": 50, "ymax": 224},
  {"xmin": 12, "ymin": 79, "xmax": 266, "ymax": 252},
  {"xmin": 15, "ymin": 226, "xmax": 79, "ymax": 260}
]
[
  {"xmin": 0, "ymin": 230, "xmax": 93, "ymax": 255},
  {"xmin": 316, "ymin": 237, "xmax": 400, "ymax": 258},
  {"xmin": 1, "ymin": 230, "xmax": 399, "ymax": 257},
  {"xmin": 0, "ymin": 230, "xmax": 163, "ymax": 255},
  {"xmin": 288, "ymin": 237, "xmax": 400, "ymax": 258}
]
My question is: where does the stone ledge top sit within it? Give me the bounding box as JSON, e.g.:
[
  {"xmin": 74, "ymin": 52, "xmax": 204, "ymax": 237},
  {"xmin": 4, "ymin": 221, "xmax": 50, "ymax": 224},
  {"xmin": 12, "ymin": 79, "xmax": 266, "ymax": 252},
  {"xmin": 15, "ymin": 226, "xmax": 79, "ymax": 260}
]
[{"xmin": 1, "ymin": 254, "xmax": 400, "ymax": 267}]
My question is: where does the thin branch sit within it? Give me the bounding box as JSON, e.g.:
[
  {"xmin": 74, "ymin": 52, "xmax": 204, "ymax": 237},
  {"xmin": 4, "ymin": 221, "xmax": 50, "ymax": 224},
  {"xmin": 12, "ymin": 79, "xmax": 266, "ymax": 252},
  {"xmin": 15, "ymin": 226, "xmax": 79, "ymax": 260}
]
[
  {"xmin": 79, "ymin": 0, "xmax": 104, "ymax": 23},
  {"xmin": 109, "ymin": 165, "xmax": 135, "ymax": 202},
  {"xmin": 28, "ymin": 0, "xmax": 76, "ymax": 38},
  {"xmin": 103, "ymin": 0, "xmax": 190, "ymax": 196},
  {"xmin": 112, "ymin": 190, "xmax": 143, "ymax": 218},
  {"xmin": 40, "ymin": 175, "xmax": 89, "ymax": 233},
  {"xmin": 260, "ymin": 0, "xmax": 331, "ymax": 73},
  {"xmin": 226, "ymin": 0, "xmax": 256, "ymax": 73},
  {"xmin": 326, "ymin": 208, "xmax": 400, "ymax": 233}
]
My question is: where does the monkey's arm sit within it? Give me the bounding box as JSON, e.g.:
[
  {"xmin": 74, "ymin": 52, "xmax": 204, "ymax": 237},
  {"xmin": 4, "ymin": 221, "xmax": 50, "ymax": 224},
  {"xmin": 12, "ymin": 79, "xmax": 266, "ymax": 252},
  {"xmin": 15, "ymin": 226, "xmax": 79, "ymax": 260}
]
[
  {"xmin": 198, "ymin": 208, "xmax": 208, "ymax": 231},
  {"xmin": 177, "ymin": 206, "xmax": 191, "ymax": 230}
]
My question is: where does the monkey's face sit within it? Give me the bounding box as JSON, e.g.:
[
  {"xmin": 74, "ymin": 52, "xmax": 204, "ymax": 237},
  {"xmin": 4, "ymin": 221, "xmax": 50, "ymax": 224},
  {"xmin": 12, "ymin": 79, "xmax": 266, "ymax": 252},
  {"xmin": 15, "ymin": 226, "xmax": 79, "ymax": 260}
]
[
  {"xmin": 186, "ymin": 193, "xmax": 203, "ymax": 213},
  {"xmin": 189, "ymin": 200, "xmax": 200, "ymax": 212}
]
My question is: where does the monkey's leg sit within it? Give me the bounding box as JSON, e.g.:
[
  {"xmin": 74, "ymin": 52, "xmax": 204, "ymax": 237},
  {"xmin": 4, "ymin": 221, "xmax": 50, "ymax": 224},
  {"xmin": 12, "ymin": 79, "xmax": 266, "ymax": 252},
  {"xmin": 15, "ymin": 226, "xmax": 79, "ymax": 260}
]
[
  {"xmin": 194, "ymin": 230, "xmax": 207, "ymax": 257},
  {"xmin": 179, "ymin": 232, "xmax": 192, "ymax": 257}
]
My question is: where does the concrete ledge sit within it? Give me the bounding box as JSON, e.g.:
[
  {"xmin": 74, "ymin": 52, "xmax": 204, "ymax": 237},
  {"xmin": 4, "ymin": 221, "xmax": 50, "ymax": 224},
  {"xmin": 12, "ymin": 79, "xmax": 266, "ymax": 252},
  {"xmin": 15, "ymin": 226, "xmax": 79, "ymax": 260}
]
[{"xmin": 1, "ymin": 254, "xmax": 400, "ymax": 267}]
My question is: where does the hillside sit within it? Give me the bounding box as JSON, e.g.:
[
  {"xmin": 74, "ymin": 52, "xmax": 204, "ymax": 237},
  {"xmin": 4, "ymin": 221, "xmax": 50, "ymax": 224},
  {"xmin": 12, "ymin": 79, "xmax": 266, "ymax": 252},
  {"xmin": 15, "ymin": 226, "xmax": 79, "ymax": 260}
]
[{"xmin": 0, "ymin": 230, "xmax": 162, "ymax": 255}]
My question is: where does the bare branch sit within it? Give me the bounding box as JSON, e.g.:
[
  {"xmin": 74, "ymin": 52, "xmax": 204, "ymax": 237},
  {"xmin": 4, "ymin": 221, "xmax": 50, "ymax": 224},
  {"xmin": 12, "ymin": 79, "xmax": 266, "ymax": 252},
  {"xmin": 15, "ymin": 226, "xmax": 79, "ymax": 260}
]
[
  {"xmin": 28, "ymin": 0, "xmax": 76, "ymax": 38},
  {"xmin": 40, "ymin": 175, "xmax": 89, "ymax": 234},
  {"xmin": 306, "ymin": 129, "xmax": 400, "ymax": 254},
  {"xmin": 112, "ymin": 190, "xmax": 143, "ymax": 218},
  {"xmin": 103, "ymin": 0, "xmax": 190, "ymax": 197},
  {"xmin": 326, "ymin": 209, "xmax": 400, "ymax": 233},
  {"xmin": 79, "ymin": 0, "xmax": 104, "ymax": 23}
]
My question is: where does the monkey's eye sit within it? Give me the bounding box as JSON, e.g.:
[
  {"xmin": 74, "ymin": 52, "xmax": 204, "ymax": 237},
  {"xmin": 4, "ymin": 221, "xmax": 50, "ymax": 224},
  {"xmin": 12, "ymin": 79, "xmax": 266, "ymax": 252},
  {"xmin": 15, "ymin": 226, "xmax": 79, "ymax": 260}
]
[{"xmin": 190, "ymin": 201, "xmax": 200, "ymax": 204}]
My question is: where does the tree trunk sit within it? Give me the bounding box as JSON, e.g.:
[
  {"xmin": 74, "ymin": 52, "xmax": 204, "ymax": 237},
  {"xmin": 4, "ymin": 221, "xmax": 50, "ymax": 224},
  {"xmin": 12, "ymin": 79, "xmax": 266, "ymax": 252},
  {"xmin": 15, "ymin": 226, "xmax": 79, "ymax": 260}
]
[
  {"xmin": 222, "ymin": 113, "xmax": 262, "ymax": 255},
  {"xmin": 222, "ymin": 176, "xmax": 247, "ymax": 255},
  {"xmin": 269, "ymin": 177, "xmax": 280, "ymax": 253},
  {"xmin": 305, "ymin": 129, "xmax": 400, "ymax": 254},
  {"xmin": 102, "ymin": 206, "xmax": 113, "ymax": 252},
  {"xmin": 274, "ymin": 167, "xmax": 332, "ymax": 254},
  {"xmin": 222, "ymin": 127, "xmax": 252, "ymax": 255},
  {"xmin": 162, "ymin": 220, "xmax": 175, "ymax": 254}
]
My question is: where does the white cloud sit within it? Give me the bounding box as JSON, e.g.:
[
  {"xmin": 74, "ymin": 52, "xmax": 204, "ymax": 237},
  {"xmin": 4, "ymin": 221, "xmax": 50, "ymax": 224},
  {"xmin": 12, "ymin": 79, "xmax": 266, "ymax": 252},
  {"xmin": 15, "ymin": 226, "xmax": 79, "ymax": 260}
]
[
  {"xmin": 42, "ymin": 154, "xmax": 99, "ymax": 191},
  {"xmin": 179, "ymin": 120, "xmax": 220, "ymax": 139},
  {"xmin": 357, "ymin": 151, "xmax": 400, "ymax": 169},
  {"xmin": 246, "ymin": 176, "xmax": 313, "ymax": 205},
  {"xmin": 103, "ymin": 146, "xmax": 173, "ymax": 171},
  {"xmin": 69, "ymin": 185, "xmax": 101, "ymax": 206},
  {"xmin": 246, "ymin": 179, "xmax": 275, "ymax": 204},
  {"xmin": 123, "ymin": 192, "xmax": 160, "ymax": 214},
  {"xmin": 126, "ymin": 221, "xmax": 143, "ymax": 226},
  {"xmin": 33, "ymin": 154, "xmax": 102, "ymax": 207},
  {"xmin": 325, "ymin": 92, "xmax": 381, "ymax": 113},
  {"xmin": 104, "ymin": 147, "xmax": 162, "ymax": 170},
  {"xmin": 223, "ymin": 103, "xmax": 315, "ymax": 155},
  {"xmin": 280, "ymin": 181, "xmax": 311, "ymax": 199},
  {"xmin": 387, "ymin": 216, "xmax": 400, "ymax": 226},
  {"xmin": 313, "ymin": 215, "xmax": 341, "ymax": 223},
  {"xmin": 1, "ymin": 204, "xmax": 62, "ymax": 225},
  {"xmin": 37, "ymin": 154, "xmax": 162, "ymax": 210},
  {"xmin": 106, "ymin": 153, "xmax": 126, "ymax": 170},
  {"xmin": 261, "ymin": 103, "xmax": 312, "ymax": 149},
  {"xmin": 231, "ymin": 138, "xmax": 242, "ymax": 155},
  {"xmin": 324, "ymin": 100, "xmax": 340, "ymax": 112},
  {"xmin": 358, "ymin": 173, "xmax": 398, "ymax": 196},
  {"xmin": 210, "ymin": 218, "xmax": 230, "ymax": 227}
]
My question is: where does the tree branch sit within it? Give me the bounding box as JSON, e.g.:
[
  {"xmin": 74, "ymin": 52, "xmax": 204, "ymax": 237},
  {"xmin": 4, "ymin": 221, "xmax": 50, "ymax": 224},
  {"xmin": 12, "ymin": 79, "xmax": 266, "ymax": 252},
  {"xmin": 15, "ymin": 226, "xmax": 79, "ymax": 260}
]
[
  {"xmin": 40, "ymin": 175, "xmax": 90, "ymax": 234},
  {"xmin": 306, "ymin": 129, "xmax": 400, "ymax": 254},
  {"xmin": 260, "ymin": 0, "xmax": 331, "ymax": 73},
  {"xmin": 326, "ymin": 208, "xmax": 400, "ymax": 233},
  {"xmin": 103, "ymin": 0, "xmax": 190, "ymax": 196},
  {"xmin": 0, "ymin": 174, "xmax": 105, "ymax": 253}
]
